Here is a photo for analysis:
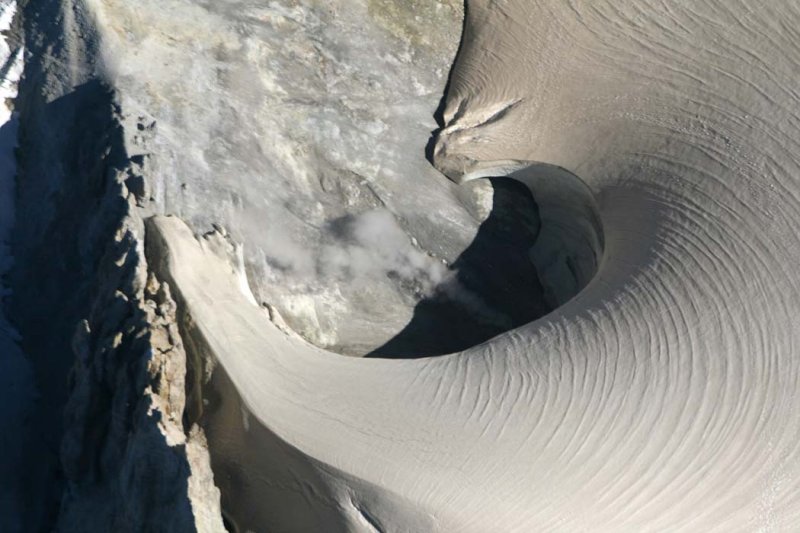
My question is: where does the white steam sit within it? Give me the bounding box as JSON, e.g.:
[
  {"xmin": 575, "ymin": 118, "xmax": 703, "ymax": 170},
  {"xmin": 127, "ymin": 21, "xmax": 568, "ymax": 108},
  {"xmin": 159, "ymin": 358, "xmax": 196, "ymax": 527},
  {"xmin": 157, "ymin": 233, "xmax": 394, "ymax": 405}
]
[
  {"xmin": 319, "ymin": 209, "xmax": 449, "ymax": 297},
  {"xmin": 260, "ymin": 208, "xmax": 512, "ymax": 329}
]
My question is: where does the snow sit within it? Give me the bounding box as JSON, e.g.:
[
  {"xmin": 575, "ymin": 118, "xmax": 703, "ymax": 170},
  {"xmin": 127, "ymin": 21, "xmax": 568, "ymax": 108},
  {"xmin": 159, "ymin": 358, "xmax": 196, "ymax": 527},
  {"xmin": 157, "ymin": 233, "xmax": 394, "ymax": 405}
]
[
  {"xmin": 146, "ymin": 1, "xmax": 800, "ymax": 531},
  {"xmin": 80, "ymin": 0, "xmax": 800, "ymax": 530}
]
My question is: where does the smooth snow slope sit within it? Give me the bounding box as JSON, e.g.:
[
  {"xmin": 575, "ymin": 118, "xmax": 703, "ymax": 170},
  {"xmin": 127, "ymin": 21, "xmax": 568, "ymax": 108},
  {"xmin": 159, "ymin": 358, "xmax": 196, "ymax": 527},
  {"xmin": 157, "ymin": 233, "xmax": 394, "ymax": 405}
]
[
  {"xmin": 149, "ymin": 0, "xmax": 800, "ymax": 531},
  {"xmin": 0, "ymin": 2, "xmax": 32, "ymax": 530}
]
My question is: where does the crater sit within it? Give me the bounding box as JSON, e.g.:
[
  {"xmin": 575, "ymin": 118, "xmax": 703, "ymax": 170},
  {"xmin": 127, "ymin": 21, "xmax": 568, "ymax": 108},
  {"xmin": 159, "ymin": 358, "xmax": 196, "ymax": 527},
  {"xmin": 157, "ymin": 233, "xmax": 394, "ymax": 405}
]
[
  {"xmin": 367, "ymin": 163, "xmax": 604, "ymax": 358},
  {"xmin": 263, "ymin": 163, "xmax": 604, "ymax": 359}
]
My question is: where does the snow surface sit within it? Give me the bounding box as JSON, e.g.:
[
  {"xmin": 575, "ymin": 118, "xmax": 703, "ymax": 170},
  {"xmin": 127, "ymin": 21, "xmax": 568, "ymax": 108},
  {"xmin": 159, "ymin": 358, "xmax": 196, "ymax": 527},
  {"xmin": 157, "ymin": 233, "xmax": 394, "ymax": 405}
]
[
  {"xmin": 0, "ymin": 1, "xmax": 32, "ymax": 531},
  {"xmin": 91, "ymin": 0, "xmax": 800, "ymax": 531}
]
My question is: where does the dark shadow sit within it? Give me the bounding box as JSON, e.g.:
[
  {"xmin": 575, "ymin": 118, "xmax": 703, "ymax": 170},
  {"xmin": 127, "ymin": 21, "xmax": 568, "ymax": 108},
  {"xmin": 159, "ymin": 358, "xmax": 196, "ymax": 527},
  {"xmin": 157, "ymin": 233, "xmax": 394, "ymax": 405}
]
[
  {"xmin": 11, "ymin": 77, "xmax": 196, "ymax": 532},
  {"xmin": 10, "ymin": 79, "xmax": 128, "ymax": 532},
  {"xmin": 368, "ymin": 177, "xmax": 550, "ymax": 358}
]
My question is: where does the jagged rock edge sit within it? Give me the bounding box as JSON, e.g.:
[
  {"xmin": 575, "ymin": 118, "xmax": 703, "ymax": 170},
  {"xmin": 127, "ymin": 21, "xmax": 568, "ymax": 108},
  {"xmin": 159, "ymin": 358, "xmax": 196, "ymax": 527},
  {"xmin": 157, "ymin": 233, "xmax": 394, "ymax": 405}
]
[{"xmin": 58, "ymin": 107, "xmax": 225, "ymax": 532}]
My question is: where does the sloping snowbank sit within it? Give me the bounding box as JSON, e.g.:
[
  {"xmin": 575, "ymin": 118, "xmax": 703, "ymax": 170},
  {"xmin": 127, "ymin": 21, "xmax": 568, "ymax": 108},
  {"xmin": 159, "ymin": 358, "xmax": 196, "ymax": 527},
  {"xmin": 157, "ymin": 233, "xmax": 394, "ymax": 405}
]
[{"xmin": 148, "ymin": 1, "xmax": 800, "ymax": 531}]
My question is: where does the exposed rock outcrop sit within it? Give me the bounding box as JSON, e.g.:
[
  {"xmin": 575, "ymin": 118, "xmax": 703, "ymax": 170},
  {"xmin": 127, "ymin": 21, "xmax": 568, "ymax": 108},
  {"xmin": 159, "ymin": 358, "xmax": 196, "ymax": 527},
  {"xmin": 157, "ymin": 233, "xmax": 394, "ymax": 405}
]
[
  {"xmin": 10, "ymin": 1, "xmax": 223, "ymax": 529},
  {"xmin": 60, "ymin": 203, "xmax": 223, "ymax": 532}
]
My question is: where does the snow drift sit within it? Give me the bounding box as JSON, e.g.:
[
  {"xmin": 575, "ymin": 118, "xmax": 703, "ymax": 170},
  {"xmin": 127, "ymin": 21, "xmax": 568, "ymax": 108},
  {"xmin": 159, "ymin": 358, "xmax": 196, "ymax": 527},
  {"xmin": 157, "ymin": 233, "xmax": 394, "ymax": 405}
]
[
  {"xmin": 9, "ymin": 0, "xmax": 800, "ymax": 531},
  {"xmin": 142, "ymin": 1, "xmax": 800, "ymax": 531}
]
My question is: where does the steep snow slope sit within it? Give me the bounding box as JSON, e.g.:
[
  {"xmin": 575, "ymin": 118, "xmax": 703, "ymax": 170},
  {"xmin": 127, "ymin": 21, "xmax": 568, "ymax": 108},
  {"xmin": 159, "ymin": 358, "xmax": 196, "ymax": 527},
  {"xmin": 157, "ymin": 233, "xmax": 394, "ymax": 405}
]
[
  {"xmin": 11, "ymin": 0, "xmax": 800, "ymax": 530},
  {"xmin": 145, "ymin": 1, "xmax": 800, "ymax": 531}
]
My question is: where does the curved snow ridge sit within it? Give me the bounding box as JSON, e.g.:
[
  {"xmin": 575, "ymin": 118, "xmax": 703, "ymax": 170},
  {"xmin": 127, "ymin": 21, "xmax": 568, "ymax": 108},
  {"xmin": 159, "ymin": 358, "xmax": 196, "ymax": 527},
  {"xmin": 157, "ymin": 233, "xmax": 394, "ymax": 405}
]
[
  {"xmin": 151, "ymin": 1, "xmax": 800, "ymax": 531},
  {"xmin": 428, "ymin": 1, "xmax": 800, "ymax": 530},
  {"xmin": 147, "ymin": 163, "xmax": 799, "ymax": 532}
]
